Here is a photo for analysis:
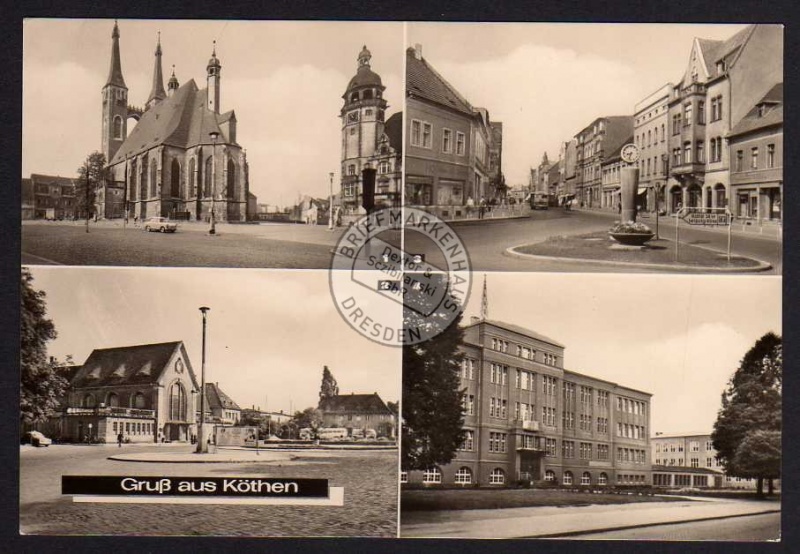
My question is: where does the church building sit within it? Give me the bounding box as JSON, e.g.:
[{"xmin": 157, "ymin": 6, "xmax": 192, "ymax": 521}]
[
  {"xmin": 97, "ymin": 21, "xmax": 249, "ymax": 222},
  {"xmin": 340, "ymin": 46, "xmax": 402, "ymax": 213}
]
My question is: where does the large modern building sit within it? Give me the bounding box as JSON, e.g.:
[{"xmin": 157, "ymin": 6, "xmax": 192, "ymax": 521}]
[
  {"xmin": 98, "ymin": 21, "xmax": 250, "ymax": 222},
  {"xmin": 339, "ymin": 46, "xmax": 402, "ymax": 212},
  {"xmin": 664, "ymin": 24, "xmax": 782, "ymax": 215},
  {"xmin": 404, "ymin": 318, "xmax": 652, "ymax": 487}
]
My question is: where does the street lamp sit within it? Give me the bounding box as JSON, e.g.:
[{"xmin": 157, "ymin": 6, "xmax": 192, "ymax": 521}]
[
  {"xmin": 659, "ymin": 153, "xmax": 670, "ymax": 240},
  {"xmin": 196, "ymin": 306, "xmax": 210, "ymax": 453},
  {"xmin": 328, "ymin": 172, "xmax": 335, "ymax": 230},
  {"xmin": 208, "ymin": 131, "xmax": 219, "ymax": 235}
]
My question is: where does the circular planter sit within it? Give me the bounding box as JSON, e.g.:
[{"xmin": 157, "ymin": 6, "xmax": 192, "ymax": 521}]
[{"xmin": 609, "ymin": 232, "xmax": 655, "ymax": 246}]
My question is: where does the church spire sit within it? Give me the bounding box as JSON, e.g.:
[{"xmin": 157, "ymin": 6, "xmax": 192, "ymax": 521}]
[
  {"xmin": 480, "ymin": 274, "xmax": 489, "ymax": 320},
  {"xmin": 146, "ymin": 32, "xmax": 166, "ymax": 108},
  {"xmin": 105, "ymin": 19, "xmax": 126, "ymax": 89},
  {"xmin": 167, "ymin": 65, "xmax": 179, "ymax": 96}
]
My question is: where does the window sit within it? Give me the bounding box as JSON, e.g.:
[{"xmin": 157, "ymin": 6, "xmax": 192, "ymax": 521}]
[
  {"xmin": 691, "ymin": 458, "xmax": 699, "ymax": 468},
  {"xmin": 767, "ymin": 144, "xmax": 775, "ymax": 168},
  {"xmin": 410, "ymin": 120, "xmax": 421, "ymax": 146},
  {"xmin": 562, "ymin": 440, "xmax": 575, "ymax": 458},
  {"xmin": 736, "ymin": 150, "xmax": 743, "ymax": 172},
  {"xmin": 442, "ymin": 128, "xmax": 453, "ymax": 153},
  {"xmin": 400, "ymin": 472, "xmax": 408, "ymax": 483},
  {"xmin": 597, "ymin": 444, "xmax": 609, "ymax": 460},
  {"xmin": 489, "ymin": 468, "xmax": 505, "ymax": 485},
  {"xmin": 545, "ymin": 438, "xmax": 557, "ymax": 457},
  {"xmin": 562, "ymin": 471, "xmax": 573, "ymax": 485},
  {"xmin": 169, "ymin": 382, "xmax": 187, "ymax": 421},
  {"xmin": 423, "ymin": 467, "xmax": 441, "ymax": 484},
  {"xmin": 690, "ymin": 441, "xmax": 700, "ymax": 452},
  {"xmin": 684, "ymin": 142, "xmax": 692, "ymax": 164},
  {"xmin": 545, "ymin": 470, "xmax": 556, "ymax": 482},
  {"xmin": 455, "ymin": 467, "xmax": 472, "ymax": 485},
  {"xmin": 751, "ymin": 147, "xmax": 758, "ymax": 169},
  {"xmin": 581, "ymin": 472, "xmax": 591, "ymax": 486},
  {"xmin": 683, "ymin": 103, "xmax": 692, "ymax": 126},
  {"xmin": 422, "ymin": 122, "xmax": 432, "ymax": 148},
  {"xmin": 696, "ymin": 141, "xmax": 704, "ymax": 163},
  {"xmin": 598, "ymin": 473, "xmax": 608, "ymax": 485},
  {"xmin": 672, "ymin": 113, "xmax": 681, "ymax": 135},
  {"xmin": 661, "ymin": 124, "xmax": 665, "ymax": 142},
  {"xmin": 113, "ymin": 115, "xmax": 123, "ymax": 140},
  {"xmin": 347, "ymin": 111, "xmax": 359, "ymax": 123},
  {"xmin": 698, "ymin": 101, "xmax": 706, "ymax": 124},
  {"xmin": 456, "ymin": 132, "xmax": 466, "ymax": 155},
  {"xmin": 379, "ymin": 161, "xmax": 390, "ymax": 174},
  {"xmin": 464, "ymin": 394, "xmax": 474, "ymax": 415},
  {"xmin": 580, "ymin": 442, "xmax": 592, "ymax": 460}
]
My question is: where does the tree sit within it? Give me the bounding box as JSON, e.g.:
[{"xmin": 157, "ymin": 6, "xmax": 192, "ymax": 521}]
[
  {"xmin": 318, "ymin": 366, "xmax": 339, "ymax": 404},
  {"xmin": 20, "ymin": 269, "xmax": 69, "ymax": 423},
  {"xmin": 712, "ymin": 332, "xmax": 782, "ymax": 496},
  {"xmin": 76, "ymin": 151, "xmax": 107, "ymax": 221},
  {"xmin": 401, "ymin": 309, "xmax": 466, "ymax": 471}
]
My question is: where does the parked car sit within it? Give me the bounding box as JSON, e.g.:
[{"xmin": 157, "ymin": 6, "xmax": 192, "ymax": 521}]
[
  {"xmin": 144, "ymin": 217, "xmax": 178, "ymax": 233},
  {"xmin": 21, "ymin": 431, "xmax": 52, "ymax": 447}
]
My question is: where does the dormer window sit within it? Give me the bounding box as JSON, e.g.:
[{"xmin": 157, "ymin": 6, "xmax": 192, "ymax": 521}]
[{"xmin": 716, "ymin": 60, "xmax": 726, "ymax": 74}]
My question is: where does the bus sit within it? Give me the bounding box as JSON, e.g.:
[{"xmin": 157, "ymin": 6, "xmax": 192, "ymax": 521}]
[{"xmin": 530, "ymin": 192, "xmax": 549, "ymax": 210}]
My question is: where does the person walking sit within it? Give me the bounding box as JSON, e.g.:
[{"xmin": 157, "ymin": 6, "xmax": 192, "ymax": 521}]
[
  {"xmin": 466, "ymin": 196, "xmax": 475, "ymax": 218},
  {"xmin": 117, "ymin": 432, "xmax": 124, "ymax": 448},
  {"xmin": 478, "ymin": 197, "xmax": 486, "ymax": 220}
]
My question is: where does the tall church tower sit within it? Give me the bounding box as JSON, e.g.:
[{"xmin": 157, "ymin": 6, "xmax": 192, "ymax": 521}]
[
  {"xmin": 101, "ymin": 20, "xmax": 129, "ymax": 164},
  {"xmin": 145, "ymin": 33, "xmax": 167, "ymax": 110},
  {"xmin": 340, "ymin": 46, "xmax": 388, "ymax": 210},
  {"xmin": 206, "ymin": 42, "xmax": 221, "ymax": 113}
]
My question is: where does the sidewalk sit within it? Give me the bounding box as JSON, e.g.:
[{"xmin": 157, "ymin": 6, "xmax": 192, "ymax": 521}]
[
  {"xmin": 401, "ymin": 497, "xmax": 781, "ymax": 538},
  {"xmin": 108, "ymin": 448, "xmax": 294, "ymax": 463}
]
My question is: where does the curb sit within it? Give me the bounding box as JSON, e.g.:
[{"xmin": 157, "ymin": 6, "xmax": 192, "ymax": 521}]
[
  {"xmin": 519, "ymin": 508, "xmax": 781, "ymax": 539},
  {"xmin": 446, "ymin": 215, "xmax": 530, "ymax": 227},
  {"xmin": 504, "ymin": 243, "xmax": 773, "ymax": 273}
]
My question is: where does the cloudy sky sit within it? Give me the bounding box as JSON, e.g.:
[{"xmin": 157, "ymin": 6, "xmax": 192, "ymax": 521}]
[
  {"xmin": 408, "ymin": 22, "xmax": 750, "ymax": 187},
  {"xmin": 462, "ymin": 273, "xmax": 782, "ymax": 435},
  {"xmin": 27, "ymin": 267, "xmax": 401, "ymax": 414},
  {"xmin": 22, "ymin": 19, "xmax": 403, "ymax": 208}
]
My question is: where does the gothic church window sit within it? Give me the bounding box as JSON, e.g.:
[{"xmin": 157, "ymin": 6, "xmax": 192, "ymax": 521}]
[
  {"xmin": 227, "ymin": 159, "xmax": 236, "ymax": 199},
  {"xmin": 113, "ymin": 116, "xmax": 123, "ymax": 140},
  {"xmin": 170, "ymin": 159, "xmax": 181, "ymax": 197},
  {"xmin": 204, "ymin": 156, "xmax": 213, "ymax": 197}
]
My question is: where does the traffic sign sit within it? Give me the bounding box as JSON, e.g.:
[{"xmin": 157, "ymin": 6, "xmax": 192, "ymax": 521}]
[{"xmin": 680, "ymin": 211, "xmax": 732, "ymax": 226}]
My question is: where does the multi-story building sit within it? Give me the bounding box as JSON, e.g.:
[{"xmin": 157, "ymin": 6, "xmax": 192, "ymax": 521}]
[
  {"xmin": 339, "ymin": 46, "xmax": 402, "ymax": 212},
  {"xmin": 319, "ymin": 392, "xmax": 396, "ymax": 438},
  {"xmin": 727, "ymin": 83, "xmax": 782, "ymax": 222},
  {"xmin": 600, "ymin": 138, "xmax": 632, "ymax": 211},
  {"xmin": 574, "ymin": 116, "xmax": 633, "ymax": 209},
  {"xmin": 404, "ymin": 318, "xmax": 652, "ymax": 487},
  {"xmin": 665, "ymin": 24, "xmax": 782, "ymax": 214},
  {"xmin": 204, "ymin": 382, "xmax": 242, "ymax": 425},
  {"xmin": 562, "ymin": 139, "xmax": 578, "ymax": 200},
  {"xmin": 22, "ymin": 174, "xmax": 77, "ymax": 220},
  {"xmin": 651, "ymin": 432, "xmax": 759, "ymax": 490},
  {"xmin": 471, "ymin": 107, "xmax": 493, "ymax": 202},
  {"xmin": 489, "ymin": 121, "xmax": 505, "ymax": 198},
  {"xmin": 634, "ymin": 84, "xmax": 672, "ymax": 213}
]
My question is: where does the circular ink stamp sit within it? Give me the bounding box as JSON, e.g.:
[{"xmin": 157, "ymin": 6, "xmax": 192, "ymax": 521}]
[{"xmin": 329, "ymin": 207, "xmax": 472, "ymax": 347}]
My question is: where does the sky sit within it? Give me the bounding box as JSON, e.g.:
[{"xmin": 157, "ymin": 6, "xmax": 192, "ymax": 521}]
[
  {"xmin": 462, "ymin": 273, "xmax": 782, "ymax": 435},
  {"xmin": 407, "ymin": 22, "xmax": 751, "ymax": 187},
  {"xmin": 27, "ymin": 267, "xmax": 401, "ymax": 414},
  {"xmin": 22, "ymin": 19, "xmax": 403, "ymax": 208}
]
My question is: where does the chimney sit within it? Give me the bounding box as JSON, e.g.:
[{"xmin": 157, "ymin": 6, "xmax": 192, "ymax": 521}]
[{"xmin": 414, "ymin": 43, "xmax": 423, "ymax": 60}]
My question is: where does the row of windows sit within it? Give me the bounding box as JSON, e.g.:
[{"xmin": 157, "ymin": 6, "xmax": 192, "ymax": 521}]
[
  {"xmin": 489, "ymin": 363, "xmax": 508, "ymax": 385},
  {"xmin": 617, "ymin": 448, "xmax": 647, "ymax": 464},
  {"xmin": 409, "ymin": 119, "xmax": 466, "ymax": 155},
  {"xmin": 653, "ymin": 474, "xmax": 709, "ymax": 487},
  {"xmin": 405, "ymin": 468, "xmax": 645, "ymax": 487},
  {"xmin": 489, "ymin": 397, "xmax": 508, "ymax": 419},
  {"xmin": 655, "ymin": 457, "xmax": 723, "ymax": 468},
  {"xmin": 655, "ymin": 440, "xmax": 715, "ymax": 453},
  {"xmin": 112, "ymin": 420, "xmax": 153, "ymax": 435},
  {"xmin": 616, "ymin": 397, "xmax": 646, "ymax": 416},
  {"xmin": 616, "ymin": 423, "xmax": 646, "ymax": 440},
  {"xmin": 82, "ymin": 391, "xmax": 148, "ymax": 409},
  {"xmin": 735, "ymin": 145, "xmax": 777, "ymax": 172},
  {"xmin": 488, "ymin": 432, "xmax": 507, "ymax": 453}
]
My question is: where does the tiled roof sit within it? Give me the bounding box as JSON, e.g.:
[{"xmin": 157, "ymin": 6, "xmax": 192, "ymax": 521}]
[
  {"xmin": 205, "ymin": 382, "xmax": 241, "ymax": 411},
  {"xmin": 319, "ymin": 393, "xmax": 391, "ymax": 414},
  {"xmin": 30, "ymin": 174, "xmax": 75, "ymax": 187},
  {"xmin": 604, "ymin": 134, "xmax": 633, "ymax": 164},
  {"xmin": 109, "ymin": 79, "xmax": 237, "ymax": 165},
  {"xmin": 465, "ymin": 318, "xmax": 565, "ymax": 348},
  {"xmin": 385, "ymin": 112, "xmax": 403, "ymax": 154},
  {"xmin": 70, "ymin": 341, "xmax": 187, "ymax": 389},
  {"xmin": 406, "ymin": 47, "xmax": 473, "ymax": 116},
  {"xmin": 602, "ymin": 117, "xmax": 634, "ymax": 159},
  {"xmin": 728, "ymin": 83, "xmax": 783, "ymax": 138},
  {"xmin": 697, "ymin": 25, "xmax": 755, "ymax": 76}
]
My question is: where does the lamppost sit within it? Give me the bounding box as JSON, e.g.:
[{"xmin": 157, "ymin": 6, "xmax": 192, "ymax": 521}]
[
  {"xmin": 328, "ymin": 172, "xmax": 335, "ymax": 230},
  {"xmin": 196, "ymin": 306, "xmax": 210, "ymax": 453},
  {"xmin": 208, "ymin": 131, "xmax": 219, "ymax": 235},
  {"xmin": 84, "ymin": 161, "xmax": 90, "ymax": 233},
  {"xmin": 659, "ymin": 153, "xmax": 670, "ymax": 240}
]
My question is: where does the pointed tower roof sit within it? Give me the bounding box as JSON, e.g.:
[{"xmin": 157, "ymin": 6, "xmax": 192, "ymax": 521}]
[
  {"xmin": 207, "ymin": 41, "xmax": 221, "ymax": 70},
  {"xmin": 146, "ymin": 32, "xmax": 167, "ymax": 106},
  {"xmin": 105, "ymin": 20, "xmax": 126, "ymax": 89},
  {"xmin": 168, "ymin": 65, "xmax": 180, "ymax": 92}
]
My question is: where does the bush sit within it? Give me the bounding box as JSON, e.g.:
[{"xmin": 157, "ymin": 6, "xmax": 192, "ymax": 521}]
[{"xmin": 610, "ymin": 220, "xmax": 653, "ymax": 234}]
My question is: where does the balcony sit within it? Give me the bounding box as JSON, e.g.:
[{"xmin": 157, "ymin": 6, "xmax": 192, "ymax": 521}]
[
  {"xmin": 65, "ymin": 406, "xmax": 156, "ymax": 419},
  {"xmin": 671, "ymin": 162, "xmax": 705, "ymax": 176},
  {"xmin": 681, "ymin": 83, "xmax": 707, "ymax": 97},
  {"xmin": 512, "ymin": 419, "xmax": 540, "ymax": 432}
]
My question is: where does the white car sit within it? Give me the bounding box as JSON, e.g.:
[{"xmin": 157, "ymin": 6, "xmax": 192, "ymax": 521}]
[
  {"xmin": 144, "ymin": 217, "xmax": 178, "ymax": 233},
  {"xmin": 22, "ymin": 431, "xmax": 52, "ymax": 447}
]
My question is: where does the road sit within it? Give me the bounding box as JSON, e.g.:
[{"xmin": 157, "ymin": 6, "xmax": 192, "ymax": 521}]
[
  {"xmin": 20, "ymin": 443, "xmax": 397, "ymax": 537},
  {"xmin": 567, "ymin": 511, "xmax": 780, "ymax": 540},
  {"xmin": 404, "ymin": 209, "xmax": 782, "ymax": 273}
]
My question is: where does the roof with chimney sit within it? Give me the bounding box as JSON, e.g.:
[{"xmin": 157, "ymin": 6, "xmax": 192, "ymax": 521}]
[
  {"xmin": 406, "ymin": 46, "xmax": 473, "ymax": 116},
  {"xmin": 204, "ymin": 382, "xmax": 242, "ymax": 412},
  {"xmin": 728, "ymin": 83, "xmax": 783, "ymax": 138},
  {"xmin": 69, "ymin": 341, "xmax": 198, "ymax": 390},
  {"xmin": 319, "ymin": 393, "xmax": 392, "ymax": 415},
  {"xmin": 109, "ymin": 79, "xmax": 237, "ymax": 165}
]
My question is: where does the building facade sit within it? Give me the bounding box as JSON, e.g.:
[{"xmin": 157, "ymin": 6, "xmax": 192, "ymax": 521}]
[
  {"xmin": 22, "ymin": 174, "xmax": 77, "ymax": 220},
  {"xmin": 728, "ymin": 83, "xmax": 782, "ymax": 222},
  {"xmin": 404, "ymin": 319, "xmax": 652, "ymax": 487},
  {"xmin": 204, "ymin": 382, "xmax": 242, "ymax": 425},
  {"xmin": 319, "ymin": 392, "xmax": 395, "ymax": 438},
  {"xmin": 56, "ymin": 341, "xmax": 201, "ymax": 444},
  {"xmin": 99, "ymin": 21, "xmax": 250, "ymax": 222},
  {"xmin": 574, "ymin": 116, "xmax": 633, "ymax": 209},
  {"xmin": 665, "ymin": 24, "xmax": 782, "ymax": 215},
  {"xmin": 633, "ymin": 84, "xmax": 672, "ymax": 213},
  {"xmin": 339, "ymin": 46, "xmax": 402, "ymax": 212}
]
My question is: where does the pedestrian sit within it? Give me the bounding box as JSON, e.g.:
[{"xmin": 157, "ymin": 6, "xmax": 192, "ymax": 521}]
[
  {"xmin": 466, "ymin": 196, "xmax": 475, "ymax": 218},
  {"xmin": 478, "ymin": 197, "xmax": 486, "ymax": 220},
  {"xmin": 117, "ymin": 432, "xmax": 124, "ymax": 448},
  {"xmin": 617, "ymin": 202, "xmax": 621, "ymax": 215}
]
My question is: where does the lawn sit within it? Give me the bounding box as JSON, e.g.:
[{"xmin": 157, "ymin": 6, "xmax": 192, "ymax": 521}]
[
  {"xmin": 401, "ymin": 488, "xmax": 685, "ymax": 512},
  {"xmin": 514, "ymin": 231, "xmax": 765, "ymax": 270}
]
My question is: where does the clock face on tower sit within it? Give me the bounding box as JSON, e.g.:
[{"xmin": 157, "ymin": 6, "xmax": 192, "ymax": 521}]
[
  {"xmin": 620, "ymin": 143, "xmax": 640, "ymax": 164},
  {"xmin": 175, "ymin": 358, "xmax": 184, "ymax": 374}
]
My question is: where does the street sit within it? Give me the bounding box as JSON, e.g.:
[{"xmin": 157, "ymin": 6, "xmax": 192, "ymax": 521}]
[
  {"xmin": 567, "ymin": 511, "xmax": 780, "ymax": 540},
  {"xmin": 20, "ymin": 444, "xmax": 397, "ymax": 537},
  {"xmin": 404, "ymin": 209, "xmax": 782, "ymax": 273}
]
